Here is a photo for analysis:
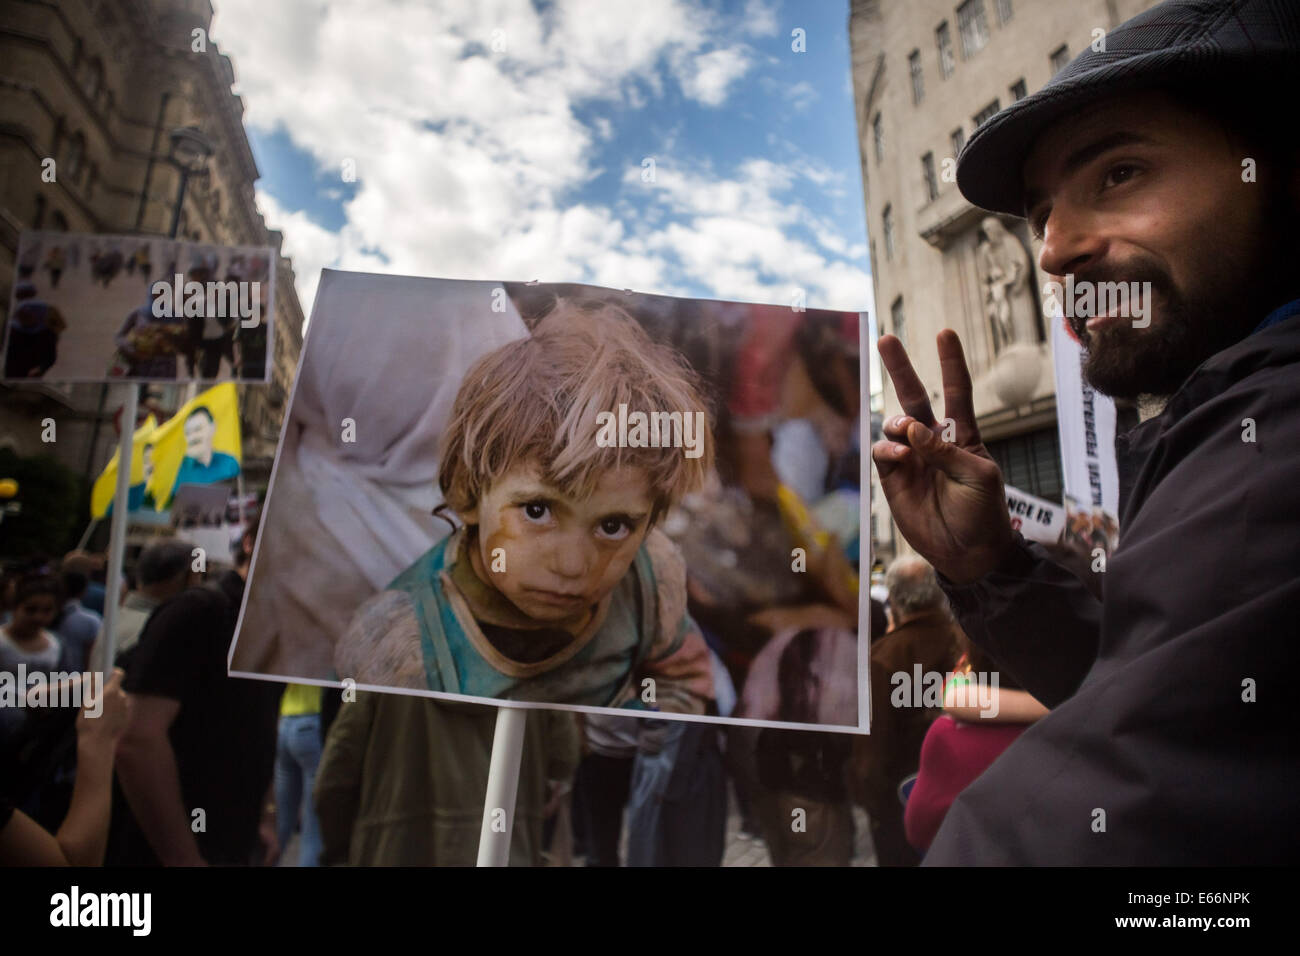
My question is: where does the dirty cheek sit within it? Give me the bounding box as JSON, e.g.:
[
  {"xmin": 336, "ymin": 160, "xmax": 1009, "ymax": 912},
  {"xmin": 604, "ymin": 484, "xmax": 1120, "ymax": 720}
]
[{"xmin": 482, "ymin": 518, "xmax": 525, "ymax": 569}]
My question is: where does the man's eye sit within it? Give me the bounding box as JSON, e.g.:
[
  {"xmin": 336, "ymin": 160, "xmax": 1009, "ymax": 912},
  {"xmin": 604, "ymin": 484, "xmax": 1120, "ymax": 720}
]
[
  {"xmin": 1103, "ymin": 163, "xmax": 1138, "ymax": 188},
  {"xmin": 522, "ymin": 502, "xmax": 549, "ymax": 521},
  {"xmin": 596, "ymin": 517, "xmax": 631, "ymax": 540}
]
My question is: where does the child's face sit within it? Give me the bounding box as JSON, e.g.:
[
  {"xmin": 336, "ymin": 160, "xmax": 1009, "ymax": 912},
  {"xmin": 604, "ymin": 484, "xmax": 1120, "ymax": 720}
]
[
  {"xmin": 465, "ymin": 461, "xmax": 655, "ymax": 627},
  {"xmin": 12, "ymin": 595, "xmax": 57, "ymax": 635}
]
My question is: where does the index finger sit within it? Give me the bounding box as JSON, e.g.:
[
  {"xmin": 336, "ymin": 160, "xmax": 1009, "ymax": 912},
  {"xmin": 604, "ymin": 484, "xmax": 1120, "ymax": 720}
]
[
  {"xmin": 937, "ymin": 329, "xmax": 980, "ymax": 445},
  {"xmin": 877, "ymin": 334, "xmax": 936, "ymax": 426}
]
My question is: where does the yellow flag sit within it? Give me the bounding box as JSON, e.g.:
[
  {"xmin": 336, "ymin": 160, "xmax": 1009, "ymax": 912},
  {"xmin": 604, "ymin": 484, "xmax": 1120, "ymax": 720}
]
[
  {"xmin": 90, "ymin": 414, "xmax": 158, "ymax": 519},
  {"xmin": 145, "ymin": 383, "xmax": 242, "ymax": 510}
]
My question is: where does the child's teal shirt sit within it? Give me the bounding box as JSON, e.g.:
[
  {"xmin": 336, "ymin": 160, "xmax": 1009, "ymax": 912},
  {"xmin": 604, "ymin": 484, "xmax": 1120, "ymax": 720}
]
[{"xmin": 336, "ymin": 527, "xmax": 713, "ymax": 713}]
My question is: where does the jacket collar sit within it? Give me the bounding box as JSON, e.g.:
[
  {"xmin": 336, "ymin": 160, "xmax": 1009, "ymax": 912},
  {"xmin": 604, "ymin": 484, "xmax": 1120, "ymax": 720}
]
[
  {"xmin": 1252, "ymin": 297, "xmax": 1300, "ymax": 335},
  {"xmin": 1114, "ymin": 309, "xmax": 1300, "ymax": 518}
]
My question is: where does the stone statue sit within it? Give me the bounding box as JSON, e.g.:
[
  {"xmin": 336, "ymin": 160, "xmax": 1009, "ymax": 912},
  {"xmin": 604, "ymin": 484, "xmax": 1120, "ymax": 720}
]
[{"xmin": 976, "ymin": 216, "xmax": 1038, "ymax": 352}]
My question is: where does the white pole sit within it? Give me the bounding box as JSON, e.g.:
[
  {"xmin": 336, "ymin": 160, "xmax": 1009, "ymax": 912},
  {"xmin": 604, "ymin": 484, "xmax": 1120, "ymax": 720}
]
[
  {"xmin": 476, "ymin": 706, "xmax": 527, "ymax": 867},
  {"xmin": 98, "ymin": 384, "xmax": 137, "ymax": 671}
]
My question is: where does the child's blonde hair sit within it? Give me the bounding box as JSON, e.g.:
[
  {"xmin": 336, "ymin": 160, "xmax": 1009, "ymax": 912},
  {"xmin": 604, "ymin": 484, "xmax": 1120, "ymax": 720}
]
[{"xmin": 439, "ymin": 297, "xmax": 714, "ymax": 524}]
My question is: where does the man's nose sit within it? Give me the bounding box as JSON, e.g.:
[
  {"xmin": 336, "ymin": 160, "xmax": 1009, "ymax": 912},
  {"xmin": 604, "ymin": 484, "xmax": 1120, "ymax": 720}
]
[{"xmin": 1037, "ymin": 199, "xmax": 1107, "ymax": 280}]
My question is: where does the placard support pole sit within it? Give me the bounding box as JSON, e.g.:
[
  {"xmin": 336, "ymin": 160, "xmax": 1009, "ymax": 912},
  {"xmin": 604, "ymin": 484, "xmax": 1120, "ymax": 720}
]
[
  {"xmin": 476, "ymin": 705, "xmax": 526, "ymax": 866},
  {"xmin": 99, "ymin": 384, "xmax": 137, "ymax": 671}
]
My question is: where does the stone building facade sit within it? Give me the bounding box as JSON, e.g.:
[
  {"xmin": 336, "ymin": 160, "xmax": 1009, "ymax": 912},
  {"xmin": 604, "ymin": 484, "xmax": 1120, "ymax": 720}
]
[
  {"xmin": 0, "ymin": 0, "xmax": 302, "ymax": 507},
  {"xmin": 850, "ymin": 0, "xmax": 1157, "ymax": 561}
]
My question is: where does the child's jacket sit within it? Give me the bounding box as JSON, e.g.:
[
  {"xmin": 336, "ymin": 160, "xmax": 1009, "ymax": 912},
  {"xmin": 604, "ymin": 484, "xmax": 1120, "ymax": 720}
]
[{"xmin": 336, "ymin": 527, "xmax": 713, "ymax": 714}]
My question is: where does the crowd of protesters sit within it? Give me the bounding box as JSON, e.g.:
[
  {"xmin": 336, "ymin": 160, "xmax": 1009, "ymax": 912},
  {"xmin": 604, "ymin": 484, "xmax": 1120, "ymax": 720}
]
[
  {"xmin": 0, "ymin": 290, "xmax": 1013, "ymax": 868},
  {"xmin": 0, "ymin": 291, "xmax": 1040, "ymax": 870},
  {"xmin": 2, "ymin": 508, "xmax": 1041, "ymax": 867}
]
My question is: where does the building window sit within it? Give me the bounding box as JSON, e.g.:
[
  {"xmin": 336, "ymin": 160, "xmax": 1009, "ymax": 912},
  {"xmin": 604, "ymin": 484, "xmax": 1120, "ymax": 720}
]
[
  {"xmin": 1010, "ymin": 78, "xmax": 1027, "ymax": 101},
  {"xmin": 51, "ymin": 211, "xmax": 69, "ymax": 232},
  {"xmin": 957, "ymin": 0, "xmax": 990, "ymax": 59},
  {"xmin": 996, "ymin": 0, "xmax": 1014, "ymax": 26},
  {"xmin": 922, "ymin": 152, "xmax": 938, "ymax": 201},
  {"xmin": 870, "ymin": 239, "xmax": 877, "ymax": 270},
  {"xmin": 32, "ymin": 195, "xmax": 46, "ymax": 229},
  {"xmin": 951, "ymin": 127, "xmax": 966, "ymax": 157},
  {"xmin": 909, "ymin": 49, "xmax": 924, "ymax": 104},
  {"xmin": 973, "ymin": 100, "xmax": 1001, "ymax": 129},
  {"xmin": 882, "ymin": 205, "xmax": 895, "ymax": 260},
  {"xmin": 936, "ymin": 21, "xmax": 955, "ymax": 79},
  {"xmin": 890, "ymin": 296, "xmax": 906, "ymax": 348},
  {"xmin": 872, "ymin": 112, "xmax": 884, "ymax": 163},
  {"xmin": 1051, "ymin": 44, "xmax": 1070, "ymax": 75},
  {"xmin": 987, "ymin": 427, "xmax": 1064, "ymax": 503}
]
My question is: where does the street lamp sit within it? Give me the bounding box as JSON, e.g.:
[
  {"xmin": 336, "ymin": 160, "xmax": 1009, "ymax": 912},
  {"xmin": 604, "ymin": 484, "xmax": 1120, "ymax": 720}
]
[{"xmin": 166, "ymin": 125, "xmax": 214, "ymax": 239}]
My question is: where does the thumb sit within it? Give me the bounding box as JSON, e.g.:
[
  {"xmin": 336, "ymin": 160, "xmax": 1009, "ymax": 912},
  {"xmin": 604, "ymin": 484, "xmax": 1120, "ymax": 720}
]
[{"xmin": 907, "ymin": 421, "xmax": 984, "ymax": 481}]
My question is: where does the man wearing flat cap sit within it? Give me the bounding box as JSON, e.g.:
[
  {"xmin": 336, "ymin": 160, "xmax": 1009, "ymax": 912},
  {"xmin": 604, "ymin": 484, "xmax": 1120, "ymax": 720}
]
[{"xmin": 873, "ymin": 0, "xmax": 1300, "ymax": 864}]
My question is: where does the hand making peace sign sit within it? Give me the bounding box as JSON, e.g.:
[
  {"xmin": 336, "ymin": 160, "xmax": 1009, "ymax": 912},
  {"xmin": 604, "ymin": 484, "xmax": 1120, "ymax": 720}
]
[{"xmin": 871, "ymin": 330, "xmax": 1016, "ymax": 585}]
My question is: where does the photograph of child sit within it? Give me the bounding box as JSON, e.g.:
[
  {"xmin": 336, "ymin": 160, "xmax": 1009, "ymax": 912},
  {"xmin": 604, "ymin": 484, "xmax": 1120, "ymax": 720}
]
[
  {"xmin": 336, "ymin": 303, "xmax": 716, "ymax": 713},
  {"xmin": 232, "ymin": 270, "xmax": 867, "ymax": 731}
]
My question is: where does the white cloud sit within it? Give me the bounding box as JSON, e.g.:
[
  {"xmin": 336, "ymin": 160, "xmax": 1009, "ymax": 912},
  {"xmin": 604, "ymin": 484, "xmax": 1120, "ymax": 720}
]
[
  {"xmin": 621, "ymin": 158, "xmax": 871, "ymax": 310},
  {"xmin": 674, "ymin": 46, "xmax": 753, "ymax": 107},
  {"xmin": 741, "ymin": 0, "xmax": 781, "ymax": 37},
  {"xmin": 784, "ymin": 80, "xmax": 818, "ymax": 111}
]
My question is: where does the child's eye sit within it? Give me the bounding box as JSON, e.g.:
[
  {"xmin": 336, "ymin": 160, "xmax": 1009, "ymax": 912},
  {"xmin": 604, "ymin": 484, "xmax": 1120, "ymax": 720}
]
[
  {"xmin": 522, "ymin": 502, "xmax": 550, "ymax": 522},
  {"xmin": 596, "ymin": 517, "xmax": 631, "ymax": 541}
]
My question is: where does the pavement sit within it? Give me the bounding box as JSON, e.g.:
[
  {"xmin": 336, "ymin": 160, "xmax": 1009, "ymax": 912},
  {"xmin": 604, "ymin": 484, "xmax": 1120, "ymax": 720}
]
[
  {"xmin": 280, "ymin": 797, "xmax": 879, "ymax": 867},
  {"xmin": 721, "ymin": 803, "xmax": 877, "ymax": 867}
]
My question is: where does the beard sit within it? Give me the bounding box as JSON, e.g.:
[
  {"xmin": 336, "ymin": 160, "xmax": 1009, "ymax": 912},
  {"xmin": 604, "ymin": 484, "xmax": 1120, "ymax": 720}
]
[
  {"xmin": 1068, "ymin": 259, "xmax": 1256, "ymax": 401},
  {"xmin": 1069, "ymin": 182, "xmax": 1299, "ymax": 401}
]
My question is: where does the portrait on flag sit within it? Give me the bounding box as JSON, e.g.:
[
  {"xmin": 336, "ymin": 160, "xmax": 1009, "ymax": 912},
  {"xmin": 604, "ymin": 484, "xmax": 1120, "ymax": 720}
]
[{"xmin": 90, "ymin": 383, "xmax": 243, "ymax": 518}]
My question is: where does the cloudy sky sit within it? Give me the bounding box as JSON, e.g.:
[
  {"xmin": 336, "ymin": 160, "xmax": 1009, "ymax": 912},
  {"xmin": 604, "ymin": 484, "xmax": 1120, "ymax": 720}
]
[{"xmin": 209, "ymin": 0, "xmax": 875, "ymax": 339}]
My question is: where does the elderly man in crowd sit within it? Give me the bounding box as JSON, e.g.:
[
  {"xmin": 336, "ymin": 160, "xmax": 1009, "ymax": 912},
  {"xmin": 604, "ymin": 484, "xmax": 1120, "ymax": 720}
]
[{"xmin": 850, "ymin": 556, "xmax": 961, "ymax": 866}]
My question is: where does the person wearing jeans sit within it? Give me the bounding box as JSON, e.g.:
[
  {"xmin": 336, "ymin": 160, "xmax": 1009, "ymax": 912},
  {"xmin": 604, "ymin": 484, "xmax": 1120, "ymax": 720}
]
[{"xmin": 275, "ymin": 684, "xmax": 323, "ymax": 866}]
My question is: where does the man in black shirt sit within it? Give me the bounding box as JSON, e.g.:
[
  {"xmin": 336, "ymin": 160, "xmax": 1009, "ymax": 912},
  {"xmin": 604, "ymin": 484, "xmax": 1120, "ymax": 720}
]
[{"xmin": 110, "ymin": 526, "xmax": 281, "ymax": 865}]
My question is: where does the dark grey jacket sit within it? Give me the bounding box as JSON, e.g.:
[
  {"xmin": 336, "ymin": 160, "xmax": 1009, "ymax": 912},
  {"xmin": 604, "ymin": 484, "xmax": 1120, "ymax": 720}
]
[{"xmin": 927, "ymin": 312, "xmax": 1300, "ymax": 865}]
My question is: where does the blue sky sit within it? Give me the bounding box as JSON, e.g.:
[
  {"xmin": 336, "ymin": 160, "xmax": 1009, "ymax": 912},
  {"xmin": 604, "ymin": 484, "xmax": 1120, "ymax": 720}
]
[{"xmin": 211, "ymin": 0, "xmax": 874, "ymax": 326}]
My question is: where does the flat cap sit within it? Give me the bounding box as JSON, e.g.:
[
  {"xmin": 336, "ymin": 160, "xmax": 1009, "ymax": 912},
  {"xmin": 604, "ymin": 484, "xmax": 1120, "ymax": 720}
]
[{"xmin": 956, "ymin": 0, "xmax": 1300, "ymax": 217}]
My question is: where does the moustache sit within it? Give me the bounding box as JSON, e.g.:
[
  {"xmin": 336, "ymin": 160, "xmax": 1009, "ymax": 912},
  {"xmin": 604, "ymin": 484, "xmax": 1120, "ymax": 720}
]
[{"xmin": 1067, "ymin": 263, "xmax": 1173, "ymax": 342}]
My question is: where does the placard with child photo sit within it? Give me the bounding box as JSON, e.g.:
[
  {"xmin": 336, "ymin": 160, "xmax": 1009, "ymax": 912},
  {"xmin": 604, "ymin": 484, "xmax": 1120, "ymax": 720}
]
[{"xmin": 231, "ymin": 270, "xmax": 867, "ymax": 731}]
